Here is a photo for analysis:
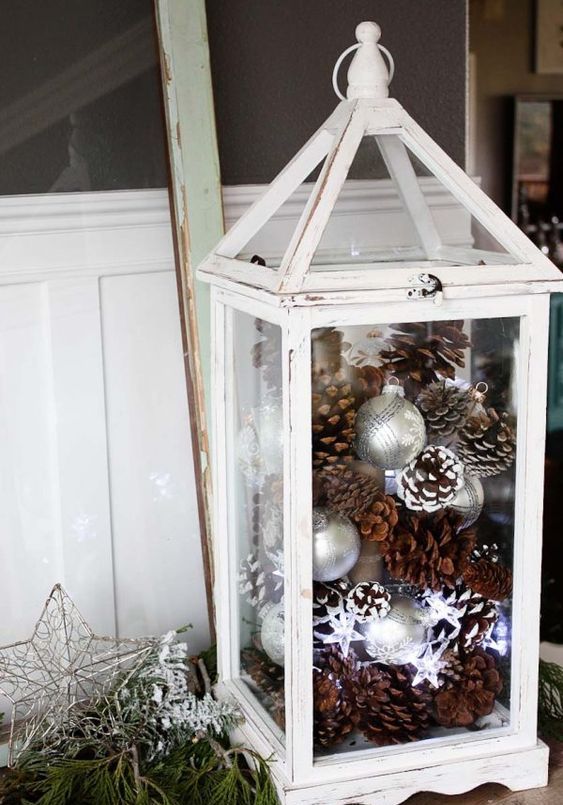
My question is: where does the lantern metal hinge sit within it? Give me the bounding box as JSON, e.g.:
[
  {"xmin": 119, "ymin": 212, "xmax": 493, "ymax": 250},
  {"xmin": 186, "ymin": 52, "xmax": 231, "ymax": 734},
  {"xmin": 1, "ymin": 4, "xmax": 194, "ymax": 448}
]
[{"xmin": 407, "ymin": 273, "xmax": 444, "ymax": 305}]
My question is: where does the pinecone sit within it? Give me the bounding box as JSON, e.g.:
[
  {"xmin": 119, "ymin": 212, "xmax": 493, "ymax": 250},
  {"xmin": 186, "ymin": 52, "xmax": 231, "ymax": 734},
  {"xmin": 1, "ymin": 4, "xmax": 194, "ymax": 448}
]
[
  {"xmin": 239, "ymin": 551, "xmax": 284, "ymax": 611},
  {"xmin": 435, "ymin": 583, "xmax": 498, "ymax": 653},
  {"xmin": 463, "ymin": 558, "xmax": 513, "ymax": 602},
  {"xmin": 354, "ymin": 491, "xmax": 399, "ymax": 541},
  {"xmin": 313, "ymin": 581, "xmax": 346, "ymax": 624},
  {"xmin": 417, "ymin": 380, "xmax": 471, "ymax": 440},
  {"xmin": 347, "ymin": 664, "xmax": 433, "ymax": 745},
  {"xmin": 433, "ymin": 648, "xmax": 503, "ymax": 728},
  {"xmin": 379, "ymin": 510, "xmax": 477, "ymax": 591},
  {"xmin": 346, "ymin": 582, "xmax": 391, "ymax": 622},
  {"xmin": 251, "ymin": 318, "xmax": 282, "ymax": 391},
  {"xmin": 397, "ymin": 445, "xmax": 464, "ymax": 513},
  {"xmin": 241, "ymin": 647, "xmax": 284, "ymax": 698},
  {"xmin": 317, "ymin": 467, "xmax": 381, "ymax": 519},
  {"xmin": 457, "ymin": 408, "xmax": 516, "ymax": 478},
  {"xmin": 312, "ymin": 329, "xmax": 384, "ymax": 472},
  {"xmin": 380, "ymin": 321, "xmax": 471, "ymax": 400},
  {"xmin": 313, "ymin": 647, "xmax": 358, "ymax": 747}
]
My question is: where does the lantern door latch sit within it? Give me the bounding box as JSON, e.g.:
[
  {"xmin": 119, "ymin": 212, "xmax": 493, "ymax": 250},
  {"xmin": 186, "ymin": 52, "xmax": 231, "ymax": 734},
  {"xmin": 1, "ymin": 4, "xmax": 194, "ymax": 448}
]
[{"xmin": 407, "ymin": 273, "xmax": 444, "ymax": 305}]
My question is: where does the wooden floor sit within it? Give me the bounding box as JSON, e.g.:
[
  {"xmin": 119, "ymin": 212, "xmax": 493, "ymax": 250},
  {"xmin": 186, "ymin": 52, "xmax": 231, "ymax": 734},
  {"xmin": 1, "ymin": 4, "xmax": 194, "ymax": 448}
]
[{"xmin": 406, "ymin": 741, "xmax": 563, "ymax": 804}]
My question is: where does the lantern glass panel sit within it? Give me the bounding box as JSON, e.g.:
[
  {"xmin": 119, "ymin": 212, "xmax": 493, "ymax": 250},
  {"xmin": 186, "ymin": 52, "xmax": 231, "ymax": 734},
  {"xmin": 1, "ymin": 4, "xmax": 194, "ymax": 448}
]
[
  {"xmin": 233, "ymin": 137, "xmax": 335, "ymax": 267},
  {"xmin": 311, "ymin": 316, "xmax": 517, "ymax": 758},
  {"xmin": 230, "ymin": 309, "xmax": 285, "ymax": 735},
  {"xmin": 311, "ymin": 134, "xmax": 523, "ymax": 268}
]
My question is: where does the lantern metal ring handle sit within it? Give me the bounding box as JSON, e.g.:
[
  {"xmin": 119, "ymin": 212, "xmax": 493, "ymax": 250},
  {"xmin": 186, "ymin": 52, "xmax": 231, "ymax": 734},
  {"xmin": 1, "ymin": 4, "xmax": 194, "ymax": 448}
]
[{"xmin": 332, "ymin": 42, "xmax": 395, "ymax": 101}]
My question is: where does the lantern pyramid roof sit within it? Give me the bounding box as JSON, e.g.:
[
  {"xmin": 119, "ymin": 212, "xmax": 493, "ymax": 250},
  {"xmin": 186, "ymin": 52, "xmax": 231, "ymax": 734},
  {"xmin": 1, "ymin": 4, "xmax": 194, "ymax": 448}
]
[{"xmin": 197, "ymin": 22, "xmax": 562, "ymax": 297}]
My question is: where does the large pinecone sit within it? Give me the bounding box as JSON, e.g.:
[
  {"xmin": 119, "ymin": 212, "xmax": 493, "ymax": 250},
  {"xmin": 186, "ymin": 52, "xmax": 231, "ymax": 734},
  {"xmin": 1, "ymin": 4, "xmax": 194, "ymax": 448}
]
[
  {"xmin": 417, "ymin": 380, "xmax": 471, "ymax": 440},
  {"xmin": 347, "ymin": 663, "xmax": 433, "ymax": 745},
  {"xmin": 239, "ymin": 551, "xmax": 284, "ymax": 611},
  {"xmin": 445, "ymin": 583, "xmax": 498, "ymax": 654},
  {"xmin": 317, "ymin": 467, "xmax": 381, "ymax": 519},
  {"xmin": 397, "ymin": 445, "xmax": 465, "ymax": 513},
  {"xmin": 251, "ymin": 318, "xmax": 282, "ymax": 391},
  {"xmin": 379, "ymin": 510, "xmax": 477, "ymax": 591},
  {"xmin": 422, "ymin": 583, "xmax": 497, "ymax": 653},
  {"xmin": 463, "ymin": 558, "xmax": 513, "ymax": 602},
  {"xmin": 312, "ymin": 329, "xmax": 384, "ymax": 472},
  {"xmin": 313, "ymin": 647, "xmax": 358, "ymax": 747},
  {"xmin": 457, "ymin": 408, "xmax": 516, "ymax": 478},
  {"xmin": 313, "ymin": 581, "xmax": 346, "ymax": 624},
  {"xmin": 241, "ymin": 647, "xmax": 284, "ymax": 699},
  {"xmin": 354, "ymin": 491, "xmax": 399, "ymax": 541},
  {"xmin": 380, "ymin": 321, "xmax": 471, "ymax": 400},
  {"xmin": 433, "ymin": 648, "xmax": 503, "ymax": 728}
]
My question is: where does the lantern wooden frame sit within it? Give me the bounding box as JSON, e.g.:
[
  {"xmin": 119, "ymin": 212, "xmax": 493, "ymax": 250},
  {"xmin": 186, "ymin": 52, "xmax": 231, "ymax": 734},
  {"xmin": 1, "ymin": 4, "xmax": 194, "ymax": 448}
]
[{"xmin": 198, "ymin": 22, "xmax": 562, "ymax": 805}]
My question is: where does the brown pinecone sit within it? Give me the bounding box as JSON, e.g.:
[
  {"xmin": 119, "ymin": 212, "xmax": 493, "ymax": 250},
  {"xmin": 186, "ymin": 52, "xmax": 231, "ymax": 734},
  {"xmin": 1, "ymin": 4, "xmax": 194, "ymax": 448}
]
[
  {"xmin": 313, "ymin": 647, "xmax": 358, "ymax": 747},
  {"xmin": 397, "ymin": 445, "xmax": 464, "ymax": 513},
  {"xmin": 346, "ymin": 582, "xmax": 391, "ymax": 622},
  {"xmin": 433, "ymin": 648, "xmax": 503, "ymax": 728},
  {"xmin": 239, "ymin": 551, "xmax": 284, "ymax": 610},
  {"xmin": 379, "ymin": 510, "xmax": 477, "ymax": 591},
  {"xmin": 313, "ymin": 581, "xmax": 346, "ymax": 623},
  {"xmin": 317, "ymin": 467, "xmax": 381, "ymax": 519},
  {"xmin": 354, "ymin": 491, "xmax": 399, "ymax": 541},
  {"xmin": 380, "ymin": 321, "xmax": 471, "ymax": 400},
  {"xmin": 251, "ymin": 319, "xmax": 282, "ymax": 391},
  {"xmin": 347, "ymin": 664, "xmax": 433, "ymax": 745},
  {"xmin": 437, "ymin": 583, "xmax": 498, "ymax": 653},
  {"xmin": 241, "ymin": 647, "xmax": 284, "ymax": 698},
  {"xmin": 417, "ymin": 380, "xmax": 471, "ymax": 440},
  {"xmin": 312, "ymin": 329, "xmax": 384, "ymax": 472},
  {"xmin": 463, "ymin": 558, "xmax": 513, "ymax": 602},
  {"xmin": 457, "ymin": 408, "xmax": 516, "ymax": 478}
]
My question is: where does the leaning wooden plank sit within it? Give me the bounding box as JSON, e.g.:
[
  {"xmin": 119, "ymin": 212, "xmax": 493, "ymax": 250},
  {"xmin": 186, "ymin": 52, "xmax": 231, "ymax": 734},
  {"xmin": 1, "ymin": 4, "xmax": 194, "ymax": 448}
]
[{"xmin": 154, "ymin": 0, "xmax": 223, "ymax": 637}]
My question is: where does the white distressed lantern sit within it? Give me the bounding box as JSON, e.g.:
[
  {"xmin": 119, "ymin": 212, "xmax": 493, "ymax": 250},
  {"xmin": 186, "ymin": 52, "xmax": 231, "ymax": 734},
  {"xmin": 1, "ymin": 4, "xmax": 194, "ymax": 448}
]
[{"xmin": 197, "ymin": 21, "xmax": 563, "ymax": 805}]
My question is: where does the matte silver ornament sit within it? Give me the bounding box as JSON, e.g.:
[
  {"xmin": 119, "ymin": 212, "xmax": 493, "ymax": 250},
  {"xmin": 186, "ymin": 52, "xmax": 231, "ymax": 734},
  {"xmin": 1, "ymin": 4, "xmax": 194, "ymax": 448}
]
[
  {"xmin": 359, "ymin": 593, "xmax": 427, "ymax": 664},
  {"xmin": 312, "ymin": 507, "xmax": 361, "ymax": 582},
  {"xmin": 355, "ymin": 383, "xmax": 426, "ymax": 470},
  {"xmin": 260, "ymin": 601, "xmax": 285, "ymax": 666},
  {"xmin": 448, "ymin": 473, "xmax": 484, "ymax": 529}
]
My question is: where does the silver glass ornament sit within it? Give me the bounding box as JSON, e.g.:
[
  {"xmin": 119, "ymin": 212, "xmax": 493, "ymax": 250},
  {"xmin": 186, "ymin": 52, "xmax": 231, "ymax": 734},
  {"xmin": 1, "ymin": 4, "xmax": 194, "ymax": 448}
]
[
  {"xmin": 359, "ymin": 593, "xmax": 427, "ymax": 665},
  {"xmin": 260, "ymin": 601, "xmax": 285, "ymax": 666},
  {"xmin": 355, "ymin": 383, "xmax": 426, "ymax": 470},
  {"xmin": 312, "ymin": 507, "xmax": 361, "ymax": 582},
  {"xmin": 448, "ymin": 473, "xmax": 484, "ymax": 529},
  {"xmin": 236, "ymin": 395, "xmax": 283, "ymax": 487}
]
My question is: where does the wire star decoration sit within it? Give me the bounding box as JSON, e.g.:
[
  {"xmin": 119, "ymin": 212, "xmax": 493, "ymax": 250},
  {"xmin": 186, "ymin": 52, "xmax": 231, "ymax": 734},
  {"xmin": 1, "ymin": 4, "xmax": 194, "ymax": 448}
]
[{"xmin": 0, "ymin": 584, "xmax": 156, "ymax": 765}]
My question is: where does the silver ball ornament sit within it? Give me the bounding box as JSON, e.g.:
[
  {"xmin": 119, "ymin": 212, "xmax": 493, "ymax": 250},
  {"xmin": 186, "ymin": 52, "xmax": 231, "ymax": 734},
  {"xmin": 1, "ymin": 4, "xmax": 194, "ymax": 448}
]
[
  {"xmin": 359, "ymin": 593, "xmax": 427, "ymax": 665},
  {"xmin": 260, "ymin": 601, "xmax": 285, "ymax": 666},
  {"xmin": 355, "ymin": 384, "xmax": 426, "ymax": 470},
  {"xmin": 312, "ymin": 507, "xmax": 361, "ymax": 582},
  {"xmin": 237, "ymin": 395, "xmax": 283, "ymax": 486},
  {"xmin": 448, "ymin": 474, "xmax": 484, "ymax": 529}
]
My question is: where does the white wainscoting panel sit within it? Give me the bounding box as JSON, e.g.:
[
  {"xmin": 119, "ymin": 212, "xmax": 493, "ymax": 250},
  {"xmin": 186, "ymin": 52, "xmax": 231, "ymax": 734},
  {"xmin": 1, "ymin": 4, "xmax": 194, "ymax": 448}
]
[
  {"xmin": 0, "ymin": 179, "xmax": 473, "ymax": 733},
  {"xmin": 0, "ymin": 189, "xmax": 209, "ymax": 727}
]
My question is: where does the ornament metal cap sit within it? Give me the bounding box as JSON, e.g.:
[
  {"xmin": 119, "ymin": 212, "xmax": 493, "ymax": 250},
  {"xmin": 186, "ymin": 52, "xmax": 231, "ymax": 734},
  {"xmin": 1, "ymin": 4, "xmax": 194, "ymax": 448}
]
[{"xmin": 381, "ymin": 377, "xmax": 405, "ymax": 397}]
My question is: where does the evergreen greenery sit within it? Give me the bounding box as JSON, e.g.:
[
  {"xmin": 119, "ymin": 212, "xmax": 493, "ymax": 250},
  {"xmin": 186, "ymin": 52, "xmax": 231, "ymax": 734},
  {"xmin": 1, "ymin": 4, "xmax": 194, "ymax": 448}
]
[
  {"xmin": 538, "ymin": 658, "xmax": 563, "ymax": 741},
  {"xmin": 0, "ymin": 634, "xmax": 278, "ymax": 805}
]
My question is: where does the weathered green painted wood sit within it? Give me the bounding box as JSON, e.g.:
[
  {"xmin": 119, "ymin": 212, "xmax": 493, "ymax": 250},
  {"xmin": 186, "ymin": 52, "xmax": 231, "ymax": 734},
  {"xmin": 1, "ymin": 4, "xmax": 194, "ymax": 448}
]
[{"xmin": 154, "ymin": 0, "xmax": 224, "ymax": 634}]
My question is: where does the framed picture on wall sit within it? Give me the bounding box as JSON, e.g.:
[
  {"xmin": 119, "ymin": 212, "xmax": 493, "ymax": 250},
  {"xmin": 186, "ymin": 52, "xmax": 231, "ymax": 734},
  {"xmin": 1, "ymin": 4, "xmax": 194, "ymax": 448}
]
[{"xmin": 536, "ymin": 0, "xmax": 563, "ymax": 74}]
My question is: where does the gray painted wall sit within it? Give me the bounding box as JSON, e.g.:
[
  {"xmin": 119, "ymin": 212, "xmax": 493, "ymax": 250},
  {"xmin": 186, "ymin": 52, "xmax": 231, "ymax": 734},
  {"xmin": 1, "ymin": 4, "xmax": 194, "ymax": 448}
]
[{"xmin": 206, "ymin": 0, "xmax": 468, "ymax": 186}]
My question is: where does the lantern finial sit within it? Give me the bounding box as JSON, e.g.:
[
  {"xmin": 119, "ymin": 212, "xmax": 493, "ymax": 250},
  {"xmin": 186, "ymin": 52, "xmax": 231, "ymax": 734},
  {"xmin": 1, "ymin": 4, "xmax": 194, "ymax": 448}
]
[{"xmin": 333, "ymin": 21, "xmax": 394, "ymax": 101}]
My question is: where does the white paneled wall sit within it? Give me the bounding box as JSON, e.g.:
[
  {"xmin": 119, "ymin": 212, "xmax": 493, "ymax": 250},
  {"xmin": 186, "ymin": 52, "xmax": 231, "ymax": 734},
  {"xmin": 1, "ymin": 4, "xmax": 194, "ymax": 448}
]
[{"xmin": 0, "ymin": 190, "xmax": 209, "ymax": 723}]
